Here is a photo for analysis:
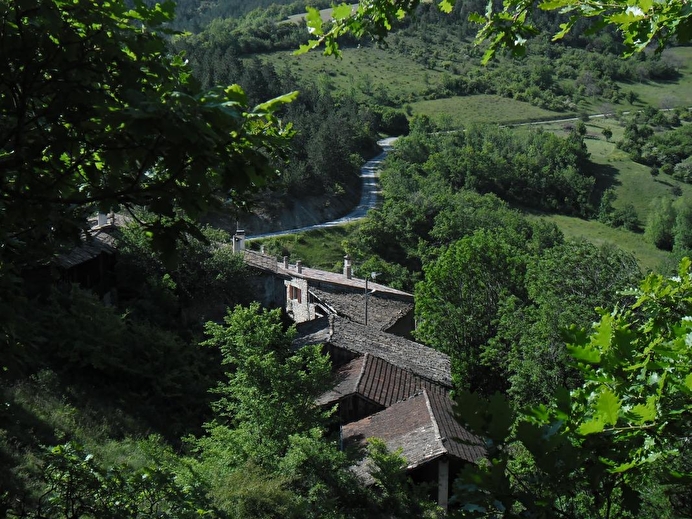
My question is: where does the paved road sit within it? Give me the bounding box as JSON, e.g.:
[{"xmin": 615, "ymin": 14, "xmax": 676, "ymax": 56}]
[
  {"xmin": 248, "ymin": 137, "xmax": 398, "ymax": 240},
  {"xmin": 246, "ymin": 106, "xmax": 686, "ymax": 240}
]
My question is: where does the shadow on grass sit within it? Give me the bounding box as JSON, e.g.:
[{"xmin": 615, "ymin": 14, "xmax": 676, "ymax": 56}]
[{"xmin": 590, "ymin": 161, "xmax": 621, "ymax": 201}]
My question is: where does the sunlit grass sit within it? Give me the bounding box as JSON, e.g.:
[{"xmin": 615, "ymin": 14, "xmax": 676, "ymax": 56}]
[
  {"xmin": 526, "ymin": 213, "xmax": 670, "ymax": 273},
  {"xmin": 410, "ymin": 95, "xmax": 564, "ymax": 126},
  {"xmin": 247, "ymin": 223, "xmax": 360, "ymax": 271}
]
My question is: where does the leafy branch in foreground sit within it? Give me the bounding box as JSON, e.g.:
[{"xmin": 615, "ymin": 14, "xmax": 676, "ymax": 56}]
[
  {"xmin": 1, "ymin": 0, "xmax": 296, "ymax": 267},
  {"xmin": 451, "ymin": 258, "xmax": 692, "ymax": 518},
  {"xmin": 297, "ymin": 0, "xmax": 692, "ymax": 63}
]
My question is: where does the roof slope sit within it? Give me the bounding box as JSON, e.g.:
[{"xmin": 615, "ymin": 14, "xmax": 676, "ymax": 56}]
[
  {"xmin": 309, "ymin": 287, "xmax": 413, "ymax": 331},
  {"xmin": 318, "ymin": 353, "xmax": 448, "ymax": 408},
  {"xmin": 55, "ymin": 228, "xmax": 116, "ymax": 268},
  {"xmin": 342, "ymin": 390, "xmax": 484, "ymax": 478},
  {"xmin": 296, "ymin": 315, "xmax": 452, "ymax": 387}
]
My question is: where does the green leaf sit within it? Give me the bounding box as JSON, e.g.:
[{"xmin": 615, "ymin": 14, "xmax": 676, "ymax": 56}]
[
  {"xmin": 331, "ymin": 3, "xmax": 353, "ymax": 21},
  {"xmin": 685, "ymin": 373, "xmax": 692, "ymax": 391},
  {"xmin": 567, "ymin": 343, "xmax": 601, "ymax": 363},
  {"xmin": 631, "ymin": 395, "xmax": 657, "ymax": 423},
  {"xmin": 439, "ymin": 0, "xmax": 455, "ymax": 14},
  {"xmin": 578, "ymin": 418, "xmax": 605, "ymax": 435},
  {"xmin": 608, "ymin": 12, "xmax": 646, "ymax": 24},
  {"xmin": 306, "ymin": 7, "xmax": 324, "ymax": 36},
  {"xmin": 253, "ymin": 91, "xmax": 299, "ymax": 114},
  {"xmin": 610, "ymin": 460, "xmax": 637, "ymax": 473},
  {"xmin": 294, "ymin": 40, "xmax": 320, "ymax": 55},
  {"xmin": 468, "ymin": 12, "xmax": 486, "ymax": 24},
  {"xmin": 538, "ymin": 0, "xmax": 574, "ymax": 10},
  {"xmin": 596, "ymin": 388, "xmax": 620, "ymax": 426}
]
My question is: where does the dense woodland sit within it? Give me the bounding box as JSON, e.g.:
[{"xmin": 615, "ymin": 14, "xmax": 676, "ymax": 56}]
[{"xmin": 1, "ymin": 0, "xmax": 691, "ymax": 518}]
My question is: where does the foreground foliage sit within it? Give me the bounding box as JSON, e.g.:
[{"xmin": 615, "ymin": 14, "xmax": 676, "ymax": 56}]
[
  {"xmin": 452, "ymin": 258, "xmax": 692, "ymax": 518},
  {"xmin": 300, "ymin": 0, "xmax": 692, "ymax": 63}
]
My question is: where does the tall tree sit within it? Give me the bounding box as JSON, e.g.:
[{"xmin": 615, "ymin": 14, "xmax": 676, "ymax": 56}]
[
  {"xmin": 1, "ymin": 0, "xmax": 295, "ymax": 376},
  {"xmin": 1, "ymin": 0, "xmax": 295, "ymax": 267},
  {"xmin": 197, "ymin": 303, "xmax": 332, "ymax": 471},
  {"xmin": 452, "ymin": 258, "xmax": 692, "ymax": 518},
  {"xmin": 414, "ymin": 228, "xmax": 527, "ymax": 392}
]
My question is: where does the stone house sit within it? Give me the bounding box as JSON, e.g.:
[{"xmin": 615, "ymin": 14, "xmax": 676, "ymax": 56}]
[
  {"xmin": 294, "ymin": 315, "xmax": 484, "ymax": 509},
  {"xmin": 239, "ymin": 231, "xmax": 485, "ymax": 509}
]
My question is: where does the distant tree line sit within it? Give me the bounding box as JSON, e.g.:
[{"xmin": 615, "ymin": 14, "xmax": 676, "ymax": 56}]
[{"xmin": 618, "ymin": 109, "xmax": 692, "ymax": 183}]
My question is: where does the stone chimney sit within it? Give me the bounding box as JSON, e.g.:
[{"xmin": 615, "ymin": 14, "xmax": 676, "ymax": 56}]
[
  {"xmin": 283, "ymin": 256, "xmax": 289, "ymax": 269},
  {"xmin": 343, "ymin": 255, "xmax": 352, "ymax": 279},
  {"xmin": 296, "ymin": 260, "xmax": 303, "ymax": 274},
  {"xmin": 96, "ymin": 212, "xmax": 108, "ymax": 227},
  {"xmin": 233, "ymin": 229, "xmax": 246, "ymax": 253}
]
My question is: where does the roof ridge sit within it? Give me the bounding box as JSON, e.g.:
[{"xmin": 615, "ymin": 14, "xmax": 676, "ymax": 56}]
[
  {"xmin": 421, "ymin": 389, "xmax": 446, "ymax": 455},
  {"xmin": 355, "ymin": 352, "xmax": 369, "ymax": 395}
]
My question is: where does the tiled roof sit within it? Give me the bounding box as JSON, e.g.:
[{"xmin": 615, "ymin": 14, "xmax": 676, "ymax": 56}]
[
  {"xmin": 317, "ymin": 355, "xmax": 365, "ymax": 406},
  {"xmin": 342, "ymin": 390, "xmax": 484, "ymax": 479},
  {"xmin": 427, "ymin": 388, "xmax": 485, "ymax": 463},
  {"xmin": 309, "ymin": 288, "xmax": 413, "ymax": 331},
  {"xmin": 318, "ymin": 353, "xmax": 447, "ymax": 408},
  {"xmin": 295, "ymin": 315, "xmax": 452, "ymax": 387}
]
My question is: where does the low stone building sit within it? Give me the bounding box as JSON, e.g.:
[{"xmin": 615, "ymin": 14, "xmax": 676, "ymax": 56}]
[
  {"xmin": 342, "ymin": 389, "xmax": 484, "ymax": 508},
  {"xmin": 239, "ymin": 232, "xmax": 484, "ymax": 508},
  {"xmin": 295, "ymin": 315, "xmax": 483, "ymax": 509}
]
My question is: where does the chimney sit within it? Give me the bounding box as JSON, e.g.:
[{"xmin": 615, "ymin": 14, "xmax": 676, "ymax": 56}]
[
  {"xmin": 233, "ymin": 229, "xmax": 246, "ymax": 253},
  {"xmin": 260, "ymin": 245, "xmax": 265, "ymax": 254},
  {"xmin": 296, "ymin": 260, "xmax": 303, "ymax": 274},
  {"xmin": 283, "ymin": 256, "xmax": 289, "ymax": 269},
  {"xmin": 97, "ymin": 212, "xmax": 108, "ymax": 227},
  {"xmin": 343, "ymin": 255, "xmax": 352, "ymax": 279}
]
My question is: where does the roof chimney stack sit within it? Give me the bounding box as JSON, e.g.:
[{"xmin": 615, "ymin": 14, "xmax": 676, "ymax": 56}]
[
  {"xmin": 296, "ymin": 260, "xmax": 303, "ymax": 274},
  {"xmin": 233, "ymin": 229, "xmax": 246, "ymax": 253},
  {"xmin": 97, "ymin": 212, "xmax": 108, "ymax": 227},
  {"xmin": 343, "ymin": 255, "xmax": 352, "ymax": 279}
]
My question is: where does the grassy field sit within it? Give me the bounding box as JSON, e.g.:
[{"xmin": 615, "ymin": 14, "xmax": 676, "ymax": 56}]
[
  {"xmin": 621, "ymin": 47, "xmax": 692, "ymax": 108},
  {"xmin": 527, "ymin": 214, "xmax": 671, "ymax": 273},
  {"xmin": 520, "ymin": 115, "xmax": 692, "ymax": 270},
  {"xmin": 262, "ymin": 45, "xmax": 446, "ymax": 104},
  {"xmin": 258, "ymin": 38, "xmax": 692, "ymax": 272},
  {"xmin": 247, "ymin": 224, "xmax": 360, "ymax": 271},
  {"xmin": 537, "ymin": 118, "xmax": 692, "ymax": 216},
  {"xmin": 410, "ymin": 95, "xmax": 564, "ymax": 126}
]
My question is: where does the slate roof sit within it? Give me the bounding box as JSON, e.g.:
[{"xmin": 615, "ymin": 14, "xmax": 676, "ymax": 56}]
[
  {"xmin": 242, "ymin": 250, "xmax": 412, "ymax": 299},
  {"xmin": 342, "ymin": 390, "xmax": 484, "ymax": 479},
  {"xmin": 309, "ymin": 287, "xmax": 413, "ymax": 331},
  {"xmin": 295, "ymin": 315, "xmax": 452, "ymax": 387},
  {"xmin": 55, "ymin": 228, "xmax": 116, "ymax": 269}
]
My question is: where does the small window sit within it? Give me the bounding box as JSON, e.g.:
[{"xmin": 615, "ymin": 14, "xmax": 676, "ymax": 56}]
[{"xmin": 288, "ymin": 285, "xmax": 302, "ymax": 303}]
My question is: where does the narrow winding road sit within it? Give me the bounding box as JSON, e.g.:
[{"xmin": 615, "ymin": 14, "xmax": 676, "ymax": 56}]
[
  {"xmin": 248, "ymin": 137, "xmax": 398, "ymax": 240},
  {"xmin": 246, "ymin": 106, "xmax": 682, "ymax": 241}
]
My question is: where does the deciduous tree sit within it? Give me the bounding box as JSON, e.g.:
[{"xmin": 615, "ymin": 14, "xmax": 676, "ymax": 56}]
[
  {"xmin": 452, "ymin": 258, "xmax": 692, "ymax": 518},
  {"xmin": 1, "ymin": 0, "xmax": 295, "ymax": 267}
]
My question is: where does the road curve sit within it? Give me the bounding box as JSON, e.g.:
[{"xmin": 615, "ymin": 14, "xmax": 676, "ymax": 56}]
[{"xmin": 248, "ymin": 137, "xmax": 398, "ymax": 240}]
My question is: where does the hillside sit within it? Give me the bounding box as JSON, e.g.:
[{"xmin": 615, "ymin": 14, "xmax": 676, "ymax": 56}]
[{"xmin": 3, "ymin": 1, "xmax": 692, "ymax": 517}]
